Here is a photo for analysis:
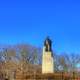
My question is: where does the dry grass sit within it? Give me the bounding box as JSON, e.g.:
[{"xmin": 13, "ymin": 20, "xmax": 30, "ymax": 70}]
[
  {"xmin": 16, "ymin": 72, "xmax": 80, "ymax": 80},
  {"xmin": 0, "ymin": 62, "xmax": 80, "ymax": 80}
]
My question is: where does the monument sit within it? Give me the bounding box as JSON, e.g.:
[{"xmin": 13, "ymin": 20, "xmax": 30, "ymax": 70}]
[{"xmin": 42, "ymin": 37, "xmax": 54, "ymax": 73}]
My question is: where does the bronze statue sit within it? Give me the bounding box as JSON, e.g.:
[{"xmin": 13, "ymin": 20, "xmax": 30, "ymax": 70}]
[{"xmin": 44, "ymin": 37, "xmax": 52, "ymax": 51}]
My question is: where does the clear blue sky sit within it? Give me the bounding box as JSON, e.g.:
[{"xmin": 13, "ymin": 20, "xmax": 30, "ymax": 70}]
[{"xmin": 0, "ymin": 0, "xmax": 80, "ymax": 54}]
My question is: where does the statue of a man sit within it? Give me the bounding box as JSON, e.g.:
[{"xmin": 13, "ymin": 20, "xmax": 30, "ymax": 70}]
[{"xmin": 44, "ymin": 37, "xmax": 52, "ymax": 51}]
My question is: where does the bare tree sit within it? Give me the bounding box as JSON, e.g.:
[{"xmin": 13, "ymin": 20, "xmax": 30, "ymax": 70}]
[{"xmin": 55, "ymin": 53, "xmax": 80, "ymax": 72}]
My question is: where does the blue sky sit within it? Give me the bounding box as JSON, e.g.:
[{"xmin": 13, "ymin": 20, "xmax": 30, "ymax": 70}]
[{"xmin": 0, "ymin": 0, "xmax": 80, "ymax": 54}]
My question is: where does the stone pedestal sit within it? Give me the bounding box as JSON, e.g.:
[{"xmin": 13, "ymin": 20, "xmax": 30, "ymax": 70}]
[{"xmin": 42, "ymin": 47, "xmax": 54, "ymax": 73}]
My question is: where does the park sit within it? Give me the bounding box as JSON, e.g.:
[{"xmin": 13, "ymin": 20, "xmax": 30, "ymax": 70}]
[
  {"xmin": 0, "ymin": 37, "xmax": 80, "ymax": 80},
  {"xmin": 0, "ymin": 0, "xmax": 80, "ymax": 80}
]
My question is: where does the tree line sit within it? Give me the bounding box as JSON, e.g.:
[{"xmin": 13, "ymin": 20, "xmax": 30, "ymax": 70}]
[{"xmin": 0, "ymin": 44, "xmax": 80, "ymax": 72}]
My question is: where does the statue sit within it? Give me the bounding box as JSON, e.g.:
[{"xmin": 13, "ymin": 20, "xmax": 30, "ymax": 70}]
[
  {"xmin": 42, "ymin": 37, "xmax": 54, "ymax": 73},
  {"xmin": 44, "ymin": 37, "xmax": 52, "ymax": 51}
]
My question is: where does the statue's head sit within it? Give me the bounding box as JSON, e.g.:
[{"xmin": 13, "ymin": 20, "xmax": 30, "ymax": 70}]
[{"xmin": 44, "ymin": 36, "xmax": 52, "ymax": 51}]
